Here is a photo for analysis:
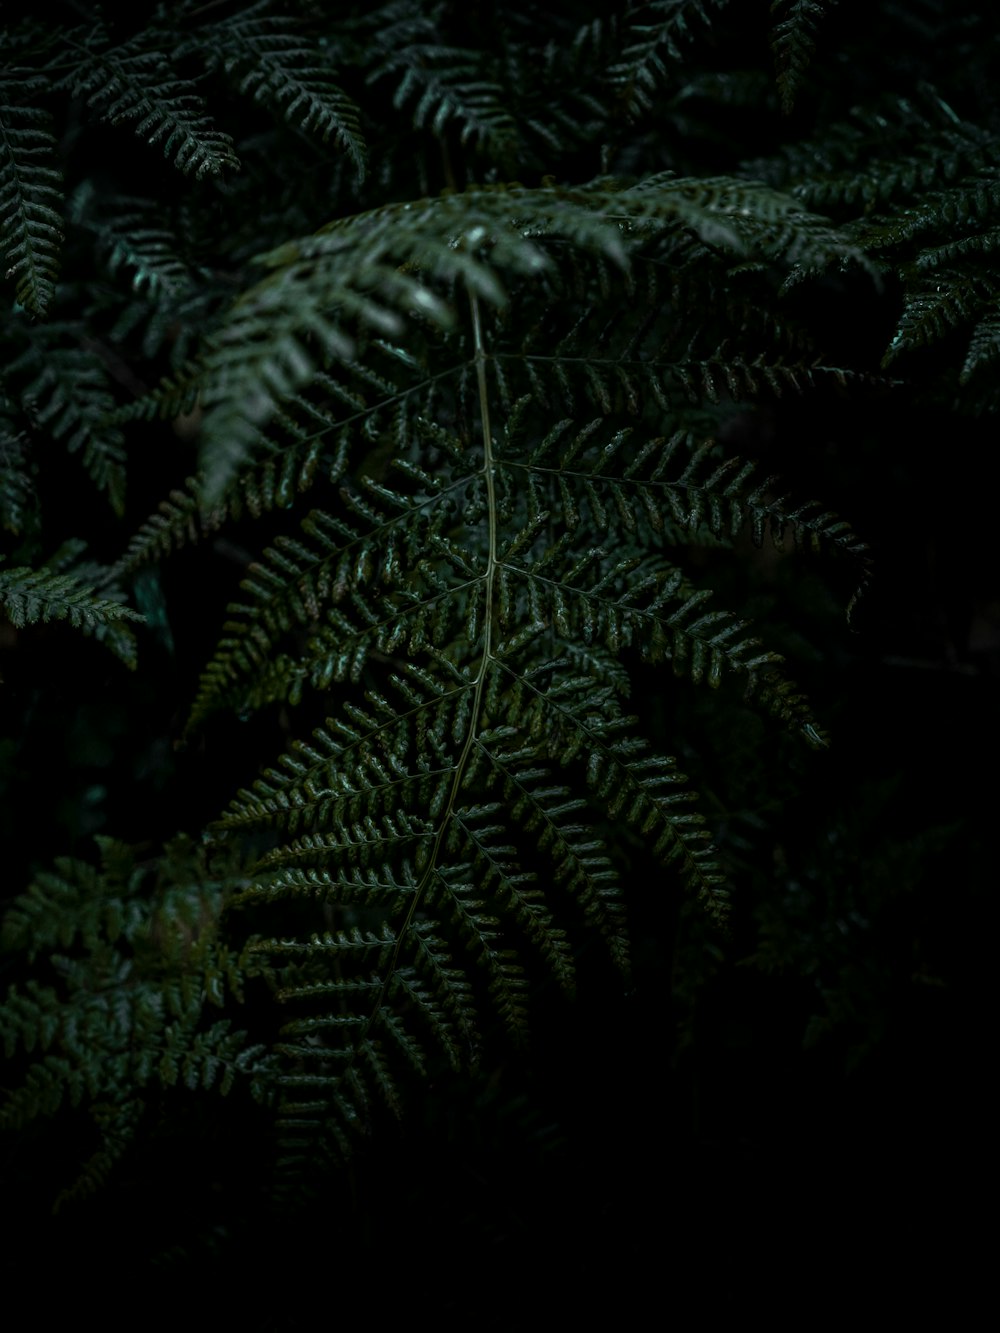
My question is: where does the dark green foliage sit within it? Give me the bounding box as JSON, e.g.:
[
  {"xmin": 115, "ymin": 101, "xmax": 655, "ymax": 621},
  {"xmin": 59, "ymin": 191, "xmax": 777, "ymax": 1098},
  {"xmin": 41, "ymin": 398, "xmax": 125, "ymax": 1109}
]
[
  {"xmin": 1, "ymin": 835, "xmax": 270, "ymax": 1207},
  {"xmin": 0, "ymin": 0, "xmax": 994, "ymax": 1300}
]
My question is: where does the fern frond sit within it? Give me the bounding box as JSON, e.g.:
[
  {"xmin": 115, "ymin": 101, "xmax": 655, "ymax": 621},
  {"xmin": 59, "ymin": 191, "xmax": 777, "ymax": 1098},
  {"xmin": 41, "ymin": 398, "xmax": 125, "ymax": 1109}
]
[
  {"xmin": 61, "ymin": 27, "xmax": 239, "ymax": 179},
  {"xmin": 474, "ymin": 730, "xmax": 627, "ymax": 970},
  {"xmin": 0, "ymin": 834, "xmax": 272, "ymax": 1190},
  {"xmin": 511, "ymin": 418, "xmax": 868, "ymax": 654},
  {"xmin": 0, "ymin": 72, "xmax": 64, "ymax": 316},
  {"xmin": 507, "ymin": 665, "xmax": 728, "ymax": 915},
  {"xmin": 113, "ymin": 377, "xmax": 356, "ymax": 580},
  {"xmin": 54, "ymin": 1098, "xmax": 143, "ymax": 1212},
  {"xmin": 1, "ymin": 835, "xmax": 141, "ymax": 961},
  {"xmin": 169, "ymin": 164, "xmax": 870, "ymax": 1174},
  {"xmin": 960, "ymin": 304, "xmax": 1000, "ymax": 385},
  {"xmin": 0, "ymin": 1054, "xmax": 81, "ymax": 1129},
  {"xmin": 883, "ymin": 269, "xmax": 999, "ymax": 366},
  {"xmin": 159, "ymin": 174, "xmax": 864, "ymax": 505},
  {"xmin": 770, "ymin": 1, "xmax": 838, "ymax": 115},
  {"xmin": 454, "ymin": 801, "xmax": 577, "ymax": 992},
  {"xmin": 0, "ymin": 0, "xmax": 945, "ymax": 1237},
  {"xmin": 748, "ymin": 91, "xmax": 1000, "ymax": 397},
  {"xmin": 220, "ymin": 677, "xmax": 462, "ymax": 841},
  {"xmin": 10, "ymin": 327, "xmax": 128, "ymax": 513},
  {"xmin": 784, "ymin": 104, "xmax": 1000, "ymax": 216},
  {"xmin": 186, "ymin": 470, "xmax": 458, "ymax": 725},
  {"xmin": 0, "ymin": 406, "xmax": 36, "ymax": 535},
  {"xmin": 914, "ymin": 227, "xmax": 1000, "ymax": 274},
  {"xmin": 187, "ymin": 0, "xmax": 367, "ymax": 182},
  {"xmin": 606, "ymin": 0, "xmax": 729, "ymax": 121},
  {"xmin": 622, "ymin": 174, "xmax": 862, "ymax": 276},
  {"xmin": 184, "ymin": 196, "xmax": 518, "ymax": 502},
  {"xmin": 745, "ymin": 88, "xmax": 986, "ymax": 217},
  {"xmin": 369, "ymin": 40, "xmax": 519, "ymax": 163},
  {"xmin": 217, "ymin": 646, "xmax": 664, "ymax": 1161},
  {"xmin": 0, "ymin": 562, "xmax": 143, "ymax": 633},
  {"xmin": 498, "ymin": 250, "xmax": 859, "ymax": 423},
  {"xmin": 70, "ymin": 185, "xmax": 194, "ymax": 301},
  {"xmin": 849, "ymin": 174, "xmax": 1000, "ymax": 256},
  {"xmin": 111, "ymin": 476, "xmax": 216, "ymax": 580}
]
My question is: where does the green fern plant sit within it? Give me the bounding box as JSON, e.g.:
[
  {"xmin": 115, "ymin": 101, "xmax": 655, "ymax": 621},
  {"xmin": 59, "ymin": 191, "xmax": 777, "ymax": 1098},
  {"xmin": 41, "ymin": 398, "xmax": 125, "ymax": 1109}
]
[
  {"xmin": 2, "ymin": 0, "xmax": 871, "ymax": 1191},
  {"xmin": 118, "ymin": 165, "xmax": 870, "ymax": 1174},
  {"xmin": 3, "ymin": 0, "xmax": 989, "ymax": 1260}
]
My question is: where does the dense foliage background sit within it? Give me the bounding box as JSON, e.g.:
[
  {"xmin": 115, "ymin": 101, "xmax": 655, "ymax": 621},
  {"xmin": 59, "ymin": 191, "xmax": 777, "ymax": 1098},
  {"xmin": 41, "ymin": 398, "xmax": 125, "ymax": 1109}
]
[{"xmin": 1, "ymin": 0, "xmax": 994, "ymax": 1318}]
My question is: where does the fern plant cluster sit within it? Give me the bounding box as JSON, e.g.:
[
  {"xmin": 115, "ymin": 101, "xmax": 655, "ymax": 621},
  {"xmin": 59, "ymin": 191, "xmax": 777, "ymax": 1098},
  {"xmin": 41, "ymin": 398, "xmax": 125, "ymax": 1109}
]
[{"xmin": 1, "ymin": 0, "xmax": 995, "ymax": 1291}]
